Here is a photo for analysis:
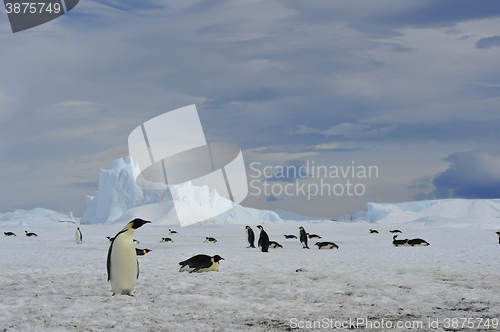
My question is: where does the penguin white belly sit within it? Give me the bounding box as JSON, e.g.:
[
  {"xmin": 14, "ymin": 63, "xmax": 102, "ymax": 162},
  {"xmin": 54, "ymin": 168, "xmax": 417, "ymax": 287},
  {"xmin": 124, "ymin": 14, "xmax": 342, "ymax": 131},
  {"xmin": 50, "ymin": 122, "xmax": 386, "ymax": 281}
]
[
  {"xmin": 197, "ymin": 261, "xmax": 219, "ymax": 273},
  {"xmin": 75, "ymin": 231, "xmax": 82, "ymax": 244},
  {"xmin": 110, "ymin": 235, "xmax": 137, "ymax": 295}
]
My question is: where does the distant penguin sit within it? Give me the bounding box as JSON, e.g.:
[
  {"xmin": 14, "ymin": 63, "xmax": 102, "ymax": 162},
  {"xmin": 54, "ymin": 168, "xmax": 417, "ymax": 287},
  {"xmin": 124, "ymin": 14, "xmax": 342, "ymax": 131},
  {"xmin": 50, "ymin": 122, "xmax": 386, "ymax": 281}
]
[
  {"xmin": 257, "ymin": 225, "xmax": 269, "ymax": 252},
  {"xmin": 390, "ymin": 229, "xmax": 402, "ymax": 233},
  {"xmin": 369, "ymin": 229, "xmax": 379, "ymax": 234},
  {"xmin": 133, "ymin": 239, "xmax": 140, "ymax": 245},
  {"xmin": 269, "ymin": 241, "xmax": 283, "ymax": 248},
  {"xmin": 299, "ymin": 226, "xmax": 309, "ymax": 249},
  {"xmin": 204, "ymin": 237, "xmax": 217, "ymax": 243},
  {"xmin": 106, "ymin": 236, "xmax": 114, "ymax": 242},
  {"xmin": 315, "ymin": 241, "xmax": 339, "ymax": 249},
  {"xmin": 496, "ymin": 231, "xmax": 500, "ymax": 244},
  {"xmin": 245, "ymin": 226, "xmax": 255, "ymax": 248},
  {"xmin": 179, "ymin": 254, "xmax": 224, "ymax": 273},
  {"xmin": 75, "ymin": 228, "xmax": 82, "ymax": 244},
  {"xmin": 169, "ymin": 229, "xmax": 178, "ymax": 235},
  {"xmin": 284, "ymin": 234, "xmax": 297, "ymax": 239},
  {"xmin": 4, "ymin": 232, "xmax": 16, "ymax": 236},
  {"xmin": 392, "ymin": 235, "xmax": 407, "ymax": 247},
  {"xmin": 107, "ymin": 218, "xmax": 150, "ymax": 296},
  {"xmin": 407, "ymin": 238, "xmax": 430, "ymax": 246},
  {"xmin": 25, "ymin": 231, "xmax": 37, "ymax": 237},
  {"xmin": 307, "ymin": 233, "xmax": 321, "ymax": 239},
  {"xmin": 135, "ymin": 248, "xmax": 152, "ymax": 258},
  {"xmin": 160, "ymin": 237, "xmax": 173, "ymax": 243}
]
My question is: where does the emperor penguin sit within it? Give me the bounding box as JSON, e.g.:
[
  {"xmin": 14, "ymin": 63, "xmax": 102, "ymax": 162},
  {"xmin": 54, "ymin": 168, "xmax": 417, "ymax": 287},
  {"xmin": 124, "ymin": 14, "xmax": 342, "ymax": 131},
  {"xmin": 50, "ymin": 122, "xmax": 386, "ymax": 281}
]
[
  {"xmin": 107, "ymin": 218, "xmax": 150, "ymax": 296},
  {"xmin": 25, "ymin": 231, "xmax": 37, "ymax": 237},
  {"xmin": 256, "ymin": 225, "xmax": 269, "ymax": 252},
  {"xmin": 369, "ymin": 229, "xmax": 379, "ymax": 234},
  {"xmin": 307, "ymin": 233, "xmax": 321, "ymax": 239},
  {"xmin": 390, "ymin": 229, "xmax": 402, "ymax": 233},
  {"xmin": 75, "ymin": 227, "xmax": 82, "ymax": 244},
  {"xmin": 204, "ymin": 237, "xmax": 217, "ymax": 243},
  {"xmin": 169, "ymin": 229, "xmax": 178, "ymax": 235},
  {"xmin": 496, "ymin": 231, "xmax": 500, "ymax": 244},
  {"xmin": 284, "ymin": 234, "xmax": 297, "ymax": 239},
  {"xmin": 245, "ymin": 225, "xmax": 255, "ymax": 248},
  {"xmin": 407, "ymin": 238, "xmax": 430, "ymax": 246},
  {"xmin": 135, "ymin": 248, "xmax": 152, "ymax": 258},
  {"xmin": 268, "ymin": 241, "xmax": 283, "ymax": 248},
  {"xmin": 299, "ymin": 226, "xmax": 309, "ymax": 249},
  {"xmin": 392, "ymin": 235, "xmax": 407, "ymax": 247},
  {"xmin": 4, "ymin": 232, "xmax": 16, "ymax": 236},
  {"xmin": 160, "ymin": 237, "xmax": 173, "ymax": 243},
  {"xmin": 179, "ymin": 254, "xmax": 224, "ymax": 273},
  {"xmin": 315, "ymin": 241, "xmax": 339, "ymax": 249}
]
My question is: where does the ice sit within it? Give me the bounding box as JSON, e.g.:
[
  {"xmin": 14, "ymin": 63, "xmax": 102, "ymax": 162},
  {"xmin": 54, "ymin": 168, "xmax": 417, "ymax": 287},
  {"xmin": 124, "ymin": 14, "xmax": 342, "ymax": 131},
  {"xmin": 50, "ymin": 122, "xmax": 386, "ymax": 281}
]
[
  {"xmin": 81, "ymin": 157, "xmax": 281, "ymax": 226},
  {"xmin": 368, "ymin": 199, "xmax": 500, "ymax": 227}
]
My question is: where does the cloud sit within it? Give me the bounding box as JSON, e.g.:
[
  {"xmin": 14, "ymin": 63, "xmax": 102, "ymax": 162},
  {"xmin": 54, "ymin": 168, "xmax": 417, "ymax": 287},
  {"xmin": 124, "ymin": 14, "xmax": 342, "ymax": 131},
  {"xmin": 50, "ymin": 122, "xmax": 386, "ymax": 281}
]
[
  {"xmin": 289, "ymin": 123, "xmax": 397, "ymax": 139},
  {"xmin": 476, "ymin": 36, "xmax": 500, "ymax": 49},
  {"xmin": 415, "ymin": 150, "xmax": 500, "ymax": 199},
  {"xmin": 266, "ymin": 194, "xmax": 279, "ymax": 202}
]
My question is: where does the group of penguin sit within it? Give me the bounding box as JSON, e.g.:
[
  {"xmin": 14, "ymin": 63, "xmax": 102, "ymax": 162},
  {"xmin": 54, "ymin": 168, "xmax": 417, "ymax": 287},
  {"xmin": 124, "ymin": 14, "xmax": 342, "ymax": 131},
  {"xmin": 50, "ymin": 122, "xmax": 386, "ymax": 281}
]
[
  {"xmin": 3, "ymin": 231, "xmax": 38, "ymax": 237},
  {"xmin": 102, "ymin": 219, "xmax": 223, "ymax": 296},
  {"xmin": 368, "ymin": 228, "xmax": 431, "ymax": 246},
  {"xmin": 245, "ymin": 225, "xmax": 339, "ymax": 252}
]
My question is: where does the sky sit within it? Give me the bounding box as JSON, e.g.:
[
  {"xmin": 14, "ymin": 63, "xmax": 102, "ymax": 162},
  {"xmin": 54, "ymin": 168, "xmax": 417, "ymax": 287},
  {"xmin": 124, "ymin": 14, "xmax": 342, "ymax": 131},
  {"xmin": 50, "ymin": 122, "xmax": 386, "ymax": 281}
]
[{"xmin": 1, "ymin": 0, "xmax": 500, "ymax": 218}]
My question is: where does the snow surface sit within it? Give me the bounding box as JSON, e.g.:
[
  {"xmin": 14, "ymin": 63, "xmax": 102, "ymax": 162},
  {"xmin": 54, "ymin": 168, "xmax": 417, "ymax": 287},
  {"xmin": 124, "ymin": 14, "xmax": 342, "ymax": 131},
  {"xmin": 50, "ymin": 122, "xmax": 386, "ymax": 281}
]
[
  {"xmin": 81, "ymin": 157, "xmax": 280, "ymax": 226},
  {"xmin": 1, "ymin": 206, "xmax": 500, "ymax": 331}
]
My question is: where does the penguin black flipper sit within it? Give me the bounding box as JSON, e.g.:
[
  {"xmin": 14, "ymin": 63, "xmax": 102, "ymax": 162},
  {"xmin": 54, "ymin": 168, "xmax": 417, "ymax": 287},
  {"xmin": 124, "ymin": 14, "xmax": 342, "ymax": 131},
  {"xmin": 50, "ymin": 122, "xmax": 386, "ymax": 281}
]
[{"xmin": 137, "ymin": 259, "xmax": 140, "ymax": 279}]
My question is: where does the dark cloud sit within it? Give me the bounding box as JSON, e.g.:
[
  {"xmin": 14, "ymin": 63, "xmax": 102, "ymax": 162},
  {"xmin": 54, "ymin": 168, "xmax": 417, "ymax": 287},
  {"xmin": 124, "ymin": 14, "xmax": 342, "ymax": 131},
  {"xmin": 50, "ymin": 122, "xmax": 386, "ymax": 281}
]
[
  {"xmin": 415, "ymin": 151, "xmax": 500, "ymax": 199},
  {"xmin": 476, "ymin": 36, "xmax": 500, "ymax": 49},
  {"xmin": 266, "ymin": 194, "xmax": 279, "ymax": 202}
]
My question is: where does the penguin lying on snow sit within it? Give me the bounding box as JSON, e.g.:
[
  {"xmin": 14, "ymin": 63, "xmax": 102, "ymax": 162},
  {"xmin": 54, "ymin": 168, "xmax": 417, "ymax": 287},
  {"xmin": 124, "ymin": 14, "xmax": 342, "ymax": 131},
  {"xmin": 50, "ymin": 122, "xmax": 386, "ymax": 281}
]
[
  {"xmin": 245, "ymin": 226, "xmax": 255, "ymax": 248},
  {"xmin": 299, "ymin": 226, "xmax": 309, "ymax": 249},
  {"xmin": 392, "ymin": 235, "xmax": 408, "ymax": 247},
  {"xmin": 284, "ymin": 234, "xmax": 297, "ymax": 239},
  {"xmin": 75, "ymin": 228, "xmax": 82, "ymax": 244},
  {"xmin": 25, "ymin": 231, "xmax": 37, "ymax": 237},
  {"xmin": 407, "ymin": 238, "xmax": 430, "ymax": 246},
  {"xmin": 179, "ymin": 254, "xmax": 224, "ymax": 273},
  {"xmin": 160, "ymin": 237, "xmax": 173, "ymax": 243},
  {"xmin": 269, "ymin": 241, "xmax": 283, "ymax": 248},
  {"xmin": 307, "ymin": 233, "xmax": 321, "ymax": 239},
  {"xmin": 169, "ymin": 229, "xmax": 178, "ymax": 235},
  {"xmin": 257, "ymin": 225, "xmax": 269, "ymax": 252},
  {"xmin": 135, "ymin": 248, "xmax": 152, "ymax": 258},
  {"xmin": 369, "ymin": 229, "xmax": 379, "ymax": 234},
  {"xmin": 315, "ymin": 241, "xmax": 338, "ymax": 249},
  {"xmin": 107, "ymin": 218, "xmax": 150, "ymax": 296},
  {"xmin": 204, "ymin": 237, "xmax": 217, "ymax": 243},
  {"xmin": 390, "ymin": 229, "xmax": 402, "ymax": 233},
  {"xmin": 4, "ymin": 232, "xmax": 16, "ymax": 236}
]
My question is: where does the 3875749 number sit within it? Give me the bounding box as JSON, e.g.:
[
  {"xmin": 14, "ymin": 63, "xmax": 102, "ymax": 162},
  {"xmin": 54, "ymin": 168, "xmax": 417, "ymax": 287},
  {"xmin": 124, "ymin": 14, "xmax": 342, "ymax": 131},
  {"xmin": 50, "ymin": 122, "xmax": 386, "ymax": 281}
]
[{"xmin": 5, "ymin": 2, "xmax": 61, "ymax": 14}]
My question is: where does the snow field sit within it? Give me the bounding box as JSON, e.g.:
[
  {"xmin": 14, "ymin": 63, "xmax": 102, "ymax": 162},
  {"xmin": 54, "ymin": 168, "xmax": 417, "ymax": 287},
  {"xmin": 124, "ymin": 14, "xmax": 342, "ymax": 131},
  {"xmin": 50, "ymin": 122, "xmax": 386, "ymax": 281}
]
[{"xmin": 1, "ymin": 219, "xmax": 499, "ymax": 331}]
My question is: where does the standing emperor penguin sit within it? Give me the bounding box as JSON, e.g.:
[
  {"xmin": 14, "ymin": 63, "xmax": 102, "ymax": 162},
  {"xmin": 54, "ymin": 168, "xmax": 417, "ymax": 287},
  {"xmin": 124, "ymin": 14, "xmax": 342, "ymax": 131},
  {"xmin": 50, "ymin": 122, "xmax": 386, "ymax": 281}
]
[
  {"xmin": 75, "ymin": 227, "xmax": 82, "ymax": 244},
  {"xmin": 256, "ymin": 225, "xmax": 269, "ymax": 252},
  {"xmin": 245, "ymin": 225, "xmax": 255, "ymax": 248},
  {"xmin": 496, "ymin": 231, "xmax": 500, "ymax": 244},
  {"xmin": 107, "ymin": 218, "xmax": 151, "ymax": 296},
  {"xmin": 299, "ymin": 226, "xmax": 309, "ymax": 249}
]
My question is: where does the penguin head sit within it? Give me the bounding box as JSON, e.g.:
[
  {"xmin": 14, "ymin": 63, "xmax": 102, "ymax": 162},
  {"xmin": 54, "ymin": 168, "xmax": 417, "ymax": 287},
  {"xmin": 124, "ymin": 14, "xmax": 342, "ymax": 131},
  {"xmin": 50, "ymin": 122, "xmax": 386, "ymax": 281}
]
[
  {"xmin": 315, "ymin": 242, "xmax": 320, "ymax": 246},
  {"xmin": 257, "ymin": 225, "xmax": 263, "ymax": 230},
  {"xmin": 128, "ymin": 218, "xmax": 151, "ymax": 229},
  {"xmin": 393, "ymin": 235, "xmax": 397, "ymax": 240},
  {"xmin": 299, "ymin": 226, "xmax": 304, "ymax": 230},
  {"xmin": 144, "ymin": 249, "xmax": 152, "ymax": 254},
  {"xmin": 245, "ymin": 225, "xmax": 251, "ymax": 229},
  {"xmin": 212, "ymin": 255, "xmax": 224, "ymax": 262}
]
